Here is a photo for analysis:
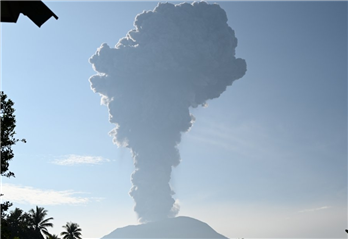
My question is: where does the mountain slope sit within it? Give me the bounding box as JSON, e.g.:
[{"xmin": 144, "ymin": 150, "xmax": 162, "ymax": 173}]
[{"xmin": 102, "ymin": 216, "xmax": 228, "ymax": 238}]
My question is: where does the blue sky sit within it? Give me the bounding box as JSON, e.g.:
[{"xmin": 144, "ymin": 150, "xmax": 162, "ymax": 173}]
[{"xmin": 1, "ymin": 1, "xmax": 347, "ymax": 238}]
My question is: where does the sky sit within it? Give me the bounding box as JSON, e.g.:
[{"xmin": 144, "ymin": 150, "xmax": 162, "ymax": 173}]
[{"xmin": 1, "ymin": 1, "xmax": 347, "ymax": 238}]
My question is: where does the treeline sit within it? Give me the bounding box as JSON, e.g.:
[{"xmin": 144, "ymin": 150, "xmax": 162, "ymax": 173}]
[
  {"xmin": 1, "ymin": 93, "xmax": 83, "ymax": 239},
  {"xmin": 1, "ymin": 204, "xmax": 82, "ymax": 239}
]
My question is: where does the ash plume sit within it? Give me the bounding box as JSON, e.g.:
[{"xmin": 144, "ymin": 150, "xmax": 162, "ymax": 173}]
[{"xmin": 89, "ymin": 1, "xmax": 246, "ymax": 223}]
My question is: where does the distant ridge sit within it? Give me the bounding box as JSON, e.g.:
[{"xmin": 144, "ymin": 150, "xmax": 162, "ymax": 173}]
[{"xmin": 102, "ymin": 216, "xmax": 228, "ymax": 238}]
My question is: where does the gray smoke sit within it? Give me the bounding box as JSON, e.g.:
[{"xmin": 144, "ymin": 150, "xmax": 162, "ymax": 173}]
[{"xmin": 89, "ymin": 2, "xmax": 246, "ymax": 223}]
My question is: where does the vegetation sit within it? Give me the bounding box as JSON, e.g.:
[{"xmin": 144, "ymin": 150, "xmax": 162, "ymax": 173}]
[
  {"xmin": 46, "ymin": 234, "xmax": 61, "ymax": 239},
  {"xmin": 2, "ymin": 206, "xmax": 82, "ymax": 239},
  {"xmin": 0, "ymin": 93, "xmax": 82, "ymax": 239},
  {"xmin": 1, "ymin": 92, "xmax": 27, "ymax": 238},
  {"xmin": 61, "ymin": 222, "xmax": 83, "ymax": 239},
  {"xmin": 1, "ymin": 91, "xmax": 26, "ymax": 178},
  {"xmin": 28, "ymin": 206, "xmax": 54, "ymax": 238}
]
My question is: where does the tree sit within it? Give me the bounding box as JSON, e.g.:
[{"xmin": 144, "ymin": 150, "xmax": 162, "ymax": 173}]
[
  {"xmin": 6, "ymin": 208, "xmax": 26, "ymax": 236},
  {"xmin": 1, "ymin": 91, "xmax": 26, "ymax": 178},
  {"xmin": 46, "ymin": 234, "xmax": 61, "ymax": 239},
  {"xmin": 1, "ymin": 201, "xmax": 13, "ymax": 238},
  {"xmin": 2, "ymin": 206, "xmax": 56, "ymax": 239},
  {"xmin": 60, "ymin": 222, "xmax": 82, "ymax": 239},
  {"xmin": 1, "ymin": 92, "xmax": 26, "ymax": 238},
  {"xmin": 5, "ymin": 207, "xmax": 36, "ymax": 239},
  {"xmin": 28, "ymin": 206, "xmax": 54, "ymax": 238}
]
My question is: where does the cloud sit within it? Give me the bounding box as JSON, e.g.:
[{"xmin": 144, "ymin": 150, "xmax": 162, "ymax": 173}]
[
  {"xmin": 297, "ymin": 206, "xmax": 331, "ymax": 213},
  {"xmin": 1, "ymin": 183, "xmax": 96, "ymax": 205},
  {"xmin": 52, "ymin": 154, "xmax": 110, "ymax": 165}
]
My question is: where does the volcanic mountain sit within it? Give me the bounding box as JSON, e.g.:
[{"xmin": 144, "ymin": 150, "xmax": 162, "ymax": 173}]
[{"xmin": 102, "ymin": 216, "xmax": 228, "ymax": 238}]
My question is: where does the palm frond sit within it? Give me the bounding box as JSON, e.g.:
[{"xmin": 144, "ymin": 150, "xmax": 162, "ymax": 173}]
[
  {"xmin": 27, "ymin": 206, "xmax": 54, "ymax": 236},
  {"xmin": 61, "ymin": 222, "xmax": 82, "ymax": 239}
]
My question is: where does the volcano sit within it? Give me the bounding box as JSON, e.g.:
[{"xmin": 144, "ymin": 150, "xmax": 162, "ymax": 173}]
[{"xmin": 102, "ymin": 216, "xmax": 228, "ymax": 238}]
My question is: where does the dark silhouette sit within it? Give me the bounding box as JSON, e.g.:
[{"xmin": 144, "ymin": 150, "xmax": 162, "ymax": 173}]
[
  {"xmin": 1, "ymin": 1, "xmax": 58, "ymax": 27},
  {"xmin": 61, "ymin": 222, "xmax": 82, "ymax": 239},
  {"xmin": 2, "ymin": 205, "xmax": 82, "ymax": 239},
  {"xmin": 46, "ymin": 234, "xmax": 61, "ymax": 239},
  {"xmin": 7, "ymin": 208, "xmax": 25, "ymax": 236},
  {"xmin": 5, "ymin": 207, "xmax": 37, "ymax": 239},
  {"xmin": 28, "ymin": 206, "xmax": 54, "ymax": 239},
  {"xmin": 1, "ymin": 92, "xmax": 26, "ymax": 237},
  {"xmin": 2, "ymin": 206, "xmax": 55, "ymax": 239},
  {"xmin": 0, "ymin": 201, "xmax": 13, "ymax": 238},
  {"xmin": 1, "ymin": 92, "xmax": 26, "ymax": 178}
]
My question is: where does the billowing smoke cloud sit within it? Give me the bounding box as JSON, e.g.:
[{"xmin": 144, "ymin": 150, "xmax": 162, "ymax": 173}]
[{"xmin": 89, "ymin": 1, "xmax": 246, "ymax": 223}]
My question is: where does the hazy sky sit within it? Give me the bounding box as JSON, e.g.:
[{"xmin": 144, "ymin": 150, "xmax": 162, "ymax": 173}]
[{"xmin": 1, "ymin": 1, "xmax": 347, "ymax": 238}]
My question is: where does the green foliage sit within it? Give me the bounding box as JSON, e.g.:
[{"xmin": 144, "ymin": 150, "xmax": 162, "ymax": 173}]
[{"xmin": 60, "ymin": 222, "xmax": 82, "ymax": 239}]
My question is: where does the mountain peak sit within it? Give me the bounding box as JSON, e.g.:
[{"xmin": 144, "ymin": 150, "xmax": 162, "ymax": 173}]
[{"xmin": 102, "ymin": 216, "xmax": 228, "ymax": 238}]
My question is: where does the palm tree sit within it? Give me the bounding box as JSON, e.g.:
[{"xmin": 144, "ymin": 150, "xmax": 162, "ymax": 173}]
[
  {"xmin": 46, "ymin": 234, "xmax": 61, "ymax": 239},
  {"xmin": 60, "ymin": 222, "xmax": 82, "ymax": 239},
  {"xmin": 5, "ymin": 207, "xmax": 38, "ymax": 239},
  {"xmin": 6, "ymin": 208, "xmax": 25, "ymax": 236},
  {"xmin": 28, "ymin": 206, "xmax": 54, "ymax": 238}
]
